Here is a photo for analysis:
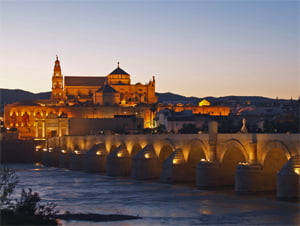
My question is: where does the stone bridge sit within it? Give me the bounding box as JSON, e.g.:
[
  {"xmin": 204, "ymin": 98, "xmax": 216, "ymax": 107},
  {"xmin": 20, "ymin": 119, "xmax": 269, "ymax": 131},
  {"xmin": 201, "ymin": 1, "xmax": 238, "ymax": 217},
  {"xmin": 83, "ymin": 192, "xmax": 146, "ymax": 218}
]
[{"xmin": 45, "ymin": 122, "xmax": 300, "ymax": 198}]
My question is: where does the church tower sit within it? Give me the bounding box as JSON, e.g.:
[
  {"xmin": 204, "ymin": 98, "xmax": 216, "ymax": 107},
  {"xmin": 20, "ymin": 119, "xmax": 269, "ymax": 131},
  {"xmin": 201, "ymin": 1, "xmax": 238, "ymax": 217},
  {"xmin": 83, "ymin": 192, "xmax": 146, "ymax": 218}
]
[{"xmin": 51, "ymin": 55, "xmax": 64, "ymax": 102}]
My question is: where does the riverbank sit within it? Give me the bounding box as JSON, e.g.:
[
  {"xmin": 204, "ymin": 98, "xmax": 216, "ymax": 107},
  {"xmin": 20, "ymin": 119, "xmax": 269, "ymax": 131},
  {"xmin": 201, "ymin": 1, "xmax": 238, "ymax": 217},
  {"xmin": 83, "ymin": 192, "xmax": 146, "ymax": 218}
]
[{"xmin": 56, "ymin": 213, "xmax": 141, "ymax": 222}]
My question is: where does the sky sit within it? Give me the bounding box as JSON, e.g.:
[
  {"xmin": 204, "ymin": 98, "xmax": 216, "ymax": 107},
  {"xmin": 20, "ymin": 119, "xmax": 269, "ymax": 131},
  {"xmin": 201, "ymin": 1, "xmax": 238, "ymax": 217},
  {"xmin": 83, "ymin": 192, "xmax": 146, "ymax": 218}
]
[{"xmin": 0, "ymin": 0, "xmax": 299, "ymax": 99}]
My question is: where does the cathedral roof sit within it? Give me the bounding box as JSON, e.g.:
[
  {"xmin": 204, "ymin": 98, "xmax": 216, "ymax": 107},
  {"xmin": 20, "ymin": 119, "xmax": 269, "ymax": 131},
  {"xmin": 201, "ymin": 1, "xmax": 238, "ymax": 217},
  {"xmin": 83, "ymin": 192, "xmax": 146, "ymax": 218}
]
[
  {"xmin": 64, "ymin": 76, "xmax": 106, "ymax": 86},
  {"xmin": 109, "ymin": 65, "xmax": 129, "ymax": 75},
  {"xmin": 96, "ymin": 84, "xmax": 118, "ymax": 93}
]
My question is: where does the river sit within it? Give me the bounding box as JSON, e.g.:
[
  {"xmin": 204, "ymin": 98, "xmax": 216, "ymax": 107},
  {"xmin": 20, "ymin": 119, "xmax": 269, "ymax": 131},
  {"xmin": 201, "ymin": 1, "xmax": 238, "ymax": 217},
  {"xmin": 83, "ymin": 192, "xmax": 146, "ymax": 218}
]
[{"xmin": 7, "ymin": 164, "xmax": 299, "ymax": 225}]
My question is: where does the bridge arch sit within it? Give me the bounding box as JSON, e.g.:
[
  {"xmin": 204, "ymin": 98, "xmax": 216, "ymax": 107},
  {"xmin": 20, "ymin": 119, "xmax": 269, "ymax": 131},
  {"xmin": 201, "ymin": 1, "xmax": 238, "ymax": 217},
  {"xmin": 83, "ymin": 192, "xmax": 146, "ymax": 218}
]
[
  {"xmin": 109, "ymin": 144, "xmax": 118, "ymax": 153},
  {"xmin": 131, "ymin": 143, "xmax": 142, "ymax": 157},
  {"xmin": 220, "ymin": 139, "xmax": 248, "ymax": 186},
  {"xmin": 261, "ymin": 140, "xmax": 290, "ymax": 190},
  {"xmin": 185, "ymin": 139, "xmax": 208, "ymax": 182},
  {"xmin": 157, "ymin": 138, "xmax": 176, "ymax": 162},
  {"xmin": 89, "ymin": 143, "xmax": 107, "ymax": 155},
  {"xmin": 260, "ymin": 140, "xmax": 291, "ymax": 165},
  {"xmin": 187, "ymin": 139, "xmax": 208, "ymax": 164}
]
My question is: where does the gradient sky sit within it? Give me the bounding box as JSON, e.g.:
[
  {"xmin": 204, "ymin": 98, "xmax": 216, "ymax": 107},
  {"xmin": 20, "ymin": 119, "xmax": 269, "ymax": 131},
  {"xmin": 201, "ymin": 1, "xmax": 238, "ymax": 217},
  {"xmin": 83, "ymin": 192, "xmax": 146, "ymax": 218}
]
[{"xmin": 0, "ymin": 0, "xmax": 299, "ymax": 99}]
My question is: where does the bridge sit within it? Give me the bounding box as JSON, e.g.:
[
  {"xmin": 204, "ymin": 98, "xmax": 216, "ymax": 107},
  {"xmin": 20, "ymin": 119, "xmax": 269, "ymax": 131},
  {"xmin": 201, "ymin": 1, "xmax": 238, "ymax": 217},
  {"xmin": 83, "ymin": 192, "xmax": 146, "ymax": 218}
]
[{"xmin": 44, "ymin": 122, "xmax": 300, "ymax": 198}]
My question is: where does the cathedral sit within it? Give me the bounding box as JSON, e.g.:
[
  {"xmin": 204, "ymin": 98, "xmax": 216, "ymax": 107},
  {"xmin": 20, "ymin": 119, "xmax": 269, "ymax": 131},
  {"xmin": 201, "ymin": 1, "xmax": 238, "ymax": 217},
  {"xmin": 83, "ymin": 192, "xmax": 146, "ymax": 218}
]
[
  {"xmin": 51, "ymin": 56, "xmax": 157, "ymax": 105},
  {"xmin": 4, "ymin": 56, "xmax": 158, "ymax": 140}
]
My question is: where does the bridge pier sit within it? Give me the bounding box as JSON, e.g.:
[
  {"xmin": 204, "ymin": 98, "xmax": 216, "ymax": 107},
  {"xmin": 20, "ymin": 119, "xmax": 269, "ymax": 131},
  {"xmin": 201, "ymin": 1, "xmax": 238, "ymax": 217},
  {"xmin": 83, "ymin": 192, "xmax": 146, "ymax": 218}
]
[
  {"xmin": 42, "ymin": 150, "xmax": 59, "ymax": 167},
  {"xmin": 277, "ymin": 155, "xmax": 300, "ymax": 199},
  {"xmin": 160, "ymin": 149, "xmax": 187, "ymax": 183},
  {"xmin": 84, "ymin": 154, "xmax": 106, "ymax": 173},
  {"xmin": 235, "ymin": 164, "xmax": 263, "ymax": 193},
  {"xmin": 59, "ymin": 152, "xmax": 71, "ymax": 168},
  {"xmin": 132, "ymin": 145, "xmax": 160, "ymax": 180},
  {"xmin": 106, "ymin": 145, "xmax": 131, "ymax": 176},
  {"xmin": 84, "ymin": 143, "xmax": 107, "ymax": 173},
  {"xmin": 69, "ymin": 153, "xmax": 85, "ymax": 170},
  {"xmin": 196, "ymin": 161, "xmax": 221, "ymax": 188}
]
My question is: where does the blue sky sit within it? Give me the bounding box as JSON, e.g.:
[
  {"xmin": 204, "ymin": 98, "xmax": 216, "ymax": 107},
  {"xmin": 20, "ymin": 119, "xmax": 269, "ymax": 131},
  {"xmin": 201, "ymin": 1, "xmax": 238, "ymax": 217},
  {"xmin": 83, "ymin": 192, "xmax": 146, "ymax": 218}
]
[{"xmin": 0, "ymin": 0, "xmax": 299, "ymax": 99}]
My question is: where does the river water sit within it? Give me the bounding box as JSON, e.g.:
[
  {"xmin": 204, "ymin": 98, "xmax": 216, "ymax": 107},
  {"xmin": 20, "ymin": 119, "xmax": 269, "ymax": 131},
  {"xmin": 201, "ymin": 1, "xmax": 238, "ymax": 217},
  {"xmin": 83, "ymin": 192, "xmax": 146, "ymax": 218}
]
[{"xmin": 7, "ymin": 164, "xmax": 299, "ymax": 225}]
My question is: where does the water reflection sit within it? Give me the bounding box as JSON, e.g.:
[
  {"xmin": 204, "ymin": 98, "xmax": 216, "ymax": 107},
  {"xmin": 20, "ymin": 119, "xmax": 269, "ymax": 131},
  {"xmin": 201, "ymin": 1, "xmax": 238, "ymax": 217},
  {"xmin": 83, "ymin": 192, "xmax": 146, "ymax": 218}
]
[{"xmin": 8, "ymin": 164, "xmax": 300, "ymax": 226}]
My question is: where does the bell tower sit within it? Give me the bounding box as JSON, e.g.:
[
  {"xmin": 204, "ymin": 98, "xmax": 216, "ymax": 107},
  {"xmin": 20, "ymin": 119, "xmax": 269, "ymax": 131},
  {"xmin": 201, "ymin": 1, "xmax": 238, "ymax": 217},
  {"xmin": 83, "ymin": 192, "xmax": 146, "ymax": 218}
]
[{"xmin": 51, "ymin": 55, "xmax": 64, "ymax": 102}]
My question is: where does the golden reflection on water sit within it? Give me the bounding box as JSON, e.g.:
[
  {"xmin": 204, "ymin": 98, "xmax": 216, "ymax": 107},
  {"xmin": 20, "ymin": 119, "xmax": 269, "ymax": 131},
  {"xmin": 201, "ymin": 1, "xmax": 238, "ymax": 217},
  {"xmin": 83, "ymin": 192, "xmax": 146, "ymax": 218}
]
[{"xmin": 199, "ymin": 209, "xmax": 212, "ymax": 215}]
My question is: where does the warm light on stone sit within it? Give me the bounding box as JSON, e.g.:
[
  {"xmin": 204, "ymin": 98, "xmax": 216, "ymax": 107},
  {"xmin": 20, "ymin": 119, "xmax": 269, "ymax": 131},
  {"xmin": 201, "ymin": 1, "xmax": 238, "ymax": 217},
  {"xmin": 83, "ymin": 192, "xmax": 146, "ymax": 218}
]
[
  {"xmin": 294, "ymin": 168, "xmax": 300, "ymax": 175},
  {"xmin": 144, "ymin": 153, "xmax": 151, "ymax": 159},
  {"xmin": 172, "ymin": 159, "xmax": 179, "ymax": 164},
  {"xmin": 117, "ymin": 152, "xmax": 123, "ymax": 157}
]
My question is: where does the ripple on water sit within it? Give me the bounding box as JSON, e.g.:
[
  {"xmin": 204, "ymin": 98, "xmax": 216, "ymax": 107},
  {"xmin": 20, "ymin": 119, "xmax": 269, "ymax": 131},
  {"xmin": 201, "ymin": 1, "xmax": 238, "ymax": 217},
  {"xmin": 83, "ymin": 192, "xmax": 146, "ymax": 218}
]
[{"xmin": 7, "ymin": 164, "xmax": 300, "ymax": 226}]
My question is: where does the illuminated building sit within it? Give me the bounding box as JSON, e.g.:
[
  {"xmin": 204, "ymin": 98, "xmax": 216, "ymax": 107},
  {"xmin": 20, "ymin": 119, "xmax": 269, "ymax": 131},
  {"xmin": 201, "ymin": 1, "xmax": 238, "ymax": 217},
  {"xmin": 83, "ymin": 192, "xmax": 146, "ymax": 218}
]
[{"xmin": 4, "ymin": 56, "xmax": 157, "ymax": 139}]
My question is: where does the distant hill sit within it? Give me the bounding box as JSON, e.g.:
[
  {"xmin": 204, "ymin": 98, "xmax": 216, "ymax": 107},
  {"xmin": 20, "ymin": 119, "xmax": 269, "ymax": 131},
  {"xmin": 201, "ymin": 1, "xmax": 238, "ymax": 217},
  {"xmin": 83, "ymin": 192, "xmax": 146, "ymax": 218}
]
[
  {"xmin": 156, "ymin": 92, "xmax": 278, "ymax": 105},
  {"xmin": 0, "ymin": 89, "xmax": 51, "ymax": 113},
  {"xmin": 0, "ymin": 88, "xmax": 288, "ymax": 114}
]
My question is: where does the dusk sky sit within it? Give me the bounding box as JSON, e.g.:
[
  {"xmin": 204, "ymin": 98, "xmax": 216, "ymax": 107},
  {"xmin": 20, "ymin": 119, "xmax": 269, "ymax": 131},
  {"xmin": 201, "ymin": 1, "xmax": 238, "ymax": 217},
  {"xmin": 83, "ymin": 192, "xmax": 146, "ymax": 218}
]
[{"xmin": 0, "ymin": 0, "xmax": 299, "ymax": 99}]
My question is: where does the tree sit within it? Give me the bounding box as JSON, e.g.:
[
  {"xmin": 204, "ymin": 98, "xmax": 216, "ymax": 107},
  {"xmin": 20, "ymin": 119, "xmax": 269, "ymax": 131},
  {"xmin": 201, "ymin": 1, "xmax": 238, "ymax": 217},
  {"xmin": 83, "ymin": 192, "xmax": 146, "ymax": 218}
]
[
  {"xmin": 0, "ymin": 166, "xmax": 18, "ymax": 210},
  {"xmin": 0, "ymin": 166, "xmax": 58, "ymax": 225}
]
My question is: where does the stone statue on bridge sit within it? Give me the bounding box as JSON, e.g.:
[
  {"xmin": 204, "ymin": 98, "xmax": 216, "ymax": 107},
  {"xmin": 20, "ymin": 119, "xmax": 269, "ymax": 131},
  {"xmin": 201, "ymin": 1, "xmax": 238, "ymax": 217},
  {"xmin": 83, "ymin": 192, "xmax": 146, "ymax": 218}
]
[{"xmin": 240, "ymin": 118, "xmax": 248, "ymax": 133}]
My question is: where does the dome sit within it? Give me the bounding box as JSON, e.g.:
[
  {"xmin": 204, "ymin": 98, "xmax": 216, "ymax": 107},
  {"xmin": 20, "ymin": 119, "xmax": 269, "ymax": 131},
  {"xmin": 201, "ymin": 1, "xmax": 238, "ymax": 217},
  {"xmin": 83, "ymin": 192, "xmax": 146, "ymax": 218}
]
[{"xmin": 96, "ymin": 84, "xmax": 118, "ymax": 93}]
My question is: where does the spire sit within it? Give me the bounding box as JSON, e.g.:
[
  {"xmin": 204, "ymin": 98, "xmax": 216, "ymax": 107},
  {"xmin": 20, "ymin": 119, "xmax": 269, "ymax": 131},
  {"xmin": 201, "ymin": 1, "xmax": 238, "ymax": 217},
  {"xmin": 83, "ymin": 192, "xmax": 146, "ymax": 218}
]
[
  {"xmin": 117, "ymin": 61, "xmax": 120, "ymax": 68},
  {"xmin": 53, "ymin": 55, "xmax": 62, "ymax": 75}
]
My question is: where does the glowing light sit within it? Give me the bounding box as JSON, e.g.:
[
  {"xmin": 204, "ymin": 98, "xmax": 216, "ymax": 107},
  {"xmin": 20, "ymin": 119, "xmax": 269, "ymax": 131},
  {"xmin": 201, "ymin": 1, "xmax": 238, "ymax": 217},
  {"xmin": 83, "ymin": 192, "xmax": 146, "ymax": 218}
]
[
  {"xmin": 238, "ymin": 162, "xmax": 249, "ymax": 165},
  {"xmin": 172, "ymin": 159, "xmax": 178, "ymax": 164},
  {"xmin": 198, "ymin": 99, "xmax": 211, "ymax": 106},
  {"xmin": 96, "ymin": 151, "xmax": 102, "ymax": 156},
  {"xmin": 144, "ymin": 153, "xmax": 151, "ymax": 159},
  {"xmin": 294, "ymin": 168, "xmax": 300, "ymax": 175},
  {"xmin": 117, "ymin": 152, "xmax": 123, "ymax": 157},
  {"xmin": 43, "ymin": 148, "xmax": 47, "ymax": 152},
  {"xmin": 74, "ymin": 150, "xmax": 80, "ymax": 155},
  {"xmin": 200, "ymin": 158, "xmax": 206, "ymax": 162},
  {"xmin": 61, "ymin": 150, "xmax": 66, "ymax": 153}
]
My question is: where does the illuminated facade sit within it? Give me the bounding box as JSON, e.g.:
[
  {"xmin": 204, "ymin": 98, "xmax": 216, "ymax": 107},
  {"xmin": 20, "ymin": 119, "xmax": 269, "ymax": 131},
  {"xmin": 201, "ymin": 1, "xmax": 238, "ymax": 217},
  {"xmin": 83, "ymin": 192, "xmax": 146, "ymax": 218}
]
[
  {"xmin": 4, "ymin": 57, "xmax": 157, "ymax": 139},
  {"xmin": 51, "ymin": 57, "xmax": 157, "ymax": 106},
  {"xmin": 156, "ymin": 100, "xmax": 230, "ymax": 116}
]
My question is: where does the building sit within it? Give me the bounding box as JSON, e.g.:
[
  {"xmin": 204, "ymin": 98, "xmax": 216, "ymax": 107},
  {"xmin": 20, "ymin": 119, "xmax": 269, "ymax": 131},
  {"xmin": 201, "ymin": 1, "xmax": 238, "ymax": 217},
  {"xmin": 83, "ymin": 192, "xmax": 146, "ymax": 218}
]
[
  {"xmin": 51, "ymin": 57, "xmax": 157, "ymax": 105},
  {"xmin": 4, "ymin": 56, "xmax": 158, "ymax": 139}
]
